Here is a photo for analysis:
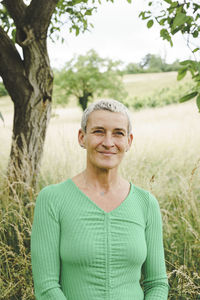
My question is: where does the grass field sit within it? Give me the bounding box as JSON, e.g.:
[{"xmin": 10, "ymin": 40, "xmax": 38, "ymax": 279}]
[
  {"xmin": 123, "ymin": 72, "xmax": 190, "ymax": 97},
  {"xmin": 0, "ymin": 72, "xmax": 200, "ymax": 299},
  {"xmin": 122, "ymin": 72, "xmax": 193, "ymax": 110}
]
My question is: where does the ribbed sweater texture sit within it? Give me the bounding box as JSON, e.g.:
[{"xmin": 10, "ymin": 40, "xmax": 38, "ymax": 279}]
[{"xmin": 31, "ymin": 179, "xmax": 169, "ymax": 299}]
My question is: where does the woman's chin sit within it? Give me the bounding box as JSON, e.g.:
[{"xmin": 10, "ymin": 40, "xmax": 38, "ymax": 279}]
[
  {"xmin": 93, "ymin": 160, "xmax": 119, "ymax": 170},
  {"xmin": 87, "ymin": 154, "xmax": 123, "ymax": 170}
]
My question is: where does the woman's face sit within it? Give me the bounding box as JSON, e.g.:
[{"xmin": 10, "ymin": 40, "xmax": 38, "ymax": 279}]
[{"xmin": 78, "ymin": 110, "xmax": 133, "ymax": 171}]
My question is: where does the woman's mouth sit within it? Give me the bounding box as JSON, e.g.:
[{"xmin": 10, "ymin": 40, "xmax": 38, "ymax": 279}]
[{"xmin": 98, "ymin": 151, "xmax": 116, "ymax": 156}]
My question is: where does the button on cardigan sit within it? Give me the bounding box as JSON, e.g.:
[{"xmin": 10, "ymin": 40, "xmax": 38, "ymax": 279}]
[{"xmin": 31, "ymin": 179, "xmax": 169, "ymax": 299}]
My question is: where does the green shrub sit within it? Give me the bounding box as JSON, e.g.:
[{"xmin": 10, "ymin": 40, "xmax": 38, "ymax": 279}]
[{"xmin": 128, "ymin": 81, "xmax": 194, "ymax": 110}]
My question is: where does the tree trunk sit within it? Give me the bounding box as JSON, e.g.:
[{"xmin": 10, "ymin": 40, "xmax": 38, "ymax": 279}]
[
  {"xmin": 79, "ymin": 90, "xmax": 92, "ymax": 110},
  {"xmin": 8, "ymin": 93, "xmax": 52, "ymax": 189},
  {"xmin": 0, "ymin": 0, "xmax": 59, "ymax": 190},
  {"xmin": 0, "ymin": 30, "xmax": 53, "ymax": 191},
  {"xmin": 7, "ymin": 40, "xmax": 53, "ymax": 189}
]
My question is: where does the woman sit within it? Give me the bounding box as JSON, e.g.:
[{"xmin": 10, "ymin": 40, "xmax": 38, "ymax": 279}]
[{"xmin": 31, "ymin": 99, "xmax": 169, "ymax": 299}]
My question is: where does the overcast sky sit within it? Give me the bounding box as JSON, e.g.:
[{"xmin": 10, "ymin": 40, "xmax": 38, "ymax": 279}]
[{"xmin": 48, "ymin": 0, "xmax": 194, "ymax": 69}]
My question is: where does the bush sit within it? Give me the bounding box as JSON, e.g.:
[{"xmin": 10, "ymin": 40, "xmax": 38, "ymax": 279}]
[{"xmin": 128, "ymin": 81, "xmax": 194, "ymax": 110}]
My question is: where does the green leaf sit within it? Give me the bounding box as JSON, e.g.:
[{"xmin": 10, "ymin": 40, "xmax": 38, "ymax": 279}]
[
  {"xmin": 147, "ymin": 19, "xmax": 154, "ymax": 28},
  {"xmin": 192, "ymin": 48, "xmax": 200, "ymax": 53},
  {"xmin": 11, "ymin": 29, "xmax": 16, "ymax": 41},
  {"xmin": 159, "ymin": 18, "xmax": 167, "ymax": 26},
  {"xmin": 180, "ymin": 60, "xmax": 195, "ymax": 66},
  {"xmin": 196, "ymin": 94, "xmax": 200, "ymax": 112},
  {"xmin": 139, "ymin": 11, "xmax": 152, "ymax": 20},
  {"xmin": 66, "ymin": 8, "xmax": 73, "ymax": 13},
  {"xmin": 179, "ymin": 91, "xmax": 198, "ymax": 103},
  {"xmin": 177, "ymin": 67, "xmax": 187, "ymax": 80},
  {"xmin": 195, "ymin": 12, "xmax": 200, "ymax": 21},
  {"xmin": 173, "ymin": 13, "xmax": 187, "ymax": 28},
  {"xmin": 164, "ymin": 0, "xmax": 172, "ymax": 3},
  {"xmin": 126, "ymin": 0, "xmax": 132, "ymax": 3},
  {"xmin": 171, "ymin": 27, "xmax": 180, "ymax": 35},
  {"xmin": 85, "ymin": 10, "xmax": 92, "ymax": 16},
  {"xmin": 193, "ymin": 74, "xmax": 200, "ymax": 82},
  {"xmin": 139, "ymin": 12, "xmax": 144, "ymax": 19},
  {"xmin": 160, "ymin": 28, "xmax": 173, "ymax": 46},
  {"xmin": 160, "ymin": 28, "xmax": 168, "ymax": 38},
  {"xmin": 193, "ymin": 30, "xmax": 199, "ymax": 38},
  {"xmin": 171, "ymin": 1, "xmax": 179, "ymax": 9},
  {"xmin": 75, "ymin": 27, "xmax": 79, "ymax": 36}
]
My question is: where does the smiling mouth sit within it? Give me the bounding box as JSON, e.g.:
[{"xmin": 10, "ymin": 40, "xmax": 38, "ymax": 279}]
[{"xmin": 98, "ymin": 152, "xmax": 117, "ymax": 155}]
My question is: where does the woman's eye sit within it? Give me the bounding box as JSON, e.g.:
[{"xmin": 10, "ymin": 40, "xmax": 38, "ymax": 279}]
[
  {"xmin": 115, "ymin": 132, "xmax": 124, "ymax": 136},
  {"xmin": 93, "ymin": 130, "xmax": 104, "ymax": 134}
]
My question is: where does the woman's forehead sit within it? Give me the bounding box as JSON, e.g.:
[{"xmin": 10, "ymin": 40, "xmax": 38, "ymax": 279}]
[{"xmin": 87, "ymin": 110, "xmax": 128, "ymax": 130}]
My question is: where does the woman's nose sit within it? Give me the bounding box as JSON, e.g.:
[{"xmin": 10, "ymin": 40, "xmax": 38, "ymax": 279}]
[{"xmin": 102, "ymin": 133, "xmax": 114, "ymax": 148}]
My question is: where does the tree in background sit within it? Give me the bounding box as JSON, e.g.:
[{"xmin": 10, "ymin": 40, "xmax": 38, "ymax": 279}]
[
  {"xmin": 125, "ymin": 62, "xmax": 143, "ymax": 74},
  {"xmin": 139, "ymin": 0, "xmax": 200, "ymax": 111},
  {"xmin": 0, "ymin": 0, "xmax": 131, "ymax": 189},
  {"xmin": 54, "ymin": 49, "xmax": 127, "ymax": 110},
  {"xmin": 140, "ymin": 53, "xmax": 180, "ymax": 72},
  {"xmin": 140, "ymin": 53, "xmax": 166, "ymax": 72},
  {"xmin": 123, "ymin": 54, "xmax": 180, "ymax": 74}
]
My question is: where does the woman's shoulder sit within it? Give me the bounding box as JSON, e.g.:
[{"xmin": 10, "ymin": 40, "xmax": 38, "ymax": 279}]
[
  {"xmin": 38, "ymin": 178, "xmax": 71, "ymax": 193},
  {"xmin": 131, "ymin": 183, "xmax": 162, "ymax": 225},
  {"xmin": 131, "ymin": 183, "xmax": 160, "ymax": 210},
  {"xmin": 34, "ymin": 179, "xmax": 73, "ymax": 218},
  {"xmin": 36, "ymin": 178, "xmax": 72, "ymax": 205}
]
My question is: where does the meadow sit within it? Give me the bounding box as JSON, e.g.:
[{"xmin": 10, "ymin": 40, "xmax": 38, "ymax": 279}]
[
  {"xmin": 123, "ymin": 72, "xmax": 194, "ymax": 110},
  {"xmin": 0, "ymin": 72, "xmax": 200, "ymax": 299}
]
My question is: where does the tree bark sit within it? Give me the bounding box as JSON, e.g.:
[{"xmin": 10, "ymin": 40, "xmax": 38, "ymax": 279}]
[
  {"xmin": 0, "ymin": 0, "xmax": 59, "ymax": 190},
  {"xmin": 7, "ymin": 37, "xmax": 53, "ymax": 189}
]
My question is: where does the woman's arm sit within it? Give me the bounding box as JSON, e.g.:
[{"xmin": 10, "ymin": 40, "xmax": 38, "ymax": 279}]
[
  {"xmin": 142, "ymin": 193, "xmax": 169, "ymax": 300},
  {"xmin": 31, "ymin": 187, "xmax": 67, "ymax": 300}
]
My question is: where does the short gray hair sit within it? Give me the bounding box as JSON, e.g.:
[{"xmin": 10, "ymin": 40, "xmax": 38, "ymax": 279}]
[{"xmin": 81, "ymin": 99, "xmax": 132, "ymax": 134}]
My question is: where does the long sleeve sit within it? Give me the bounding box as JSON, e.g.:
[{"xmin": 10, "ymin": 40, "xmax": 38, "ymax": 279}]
[
  {"xmin": 31, "ymin": 187, "xmax": 67, "ymax": 300},
  {"xmin": 142, "ymin": 193, "xmax": 169, "ymax": 299}
]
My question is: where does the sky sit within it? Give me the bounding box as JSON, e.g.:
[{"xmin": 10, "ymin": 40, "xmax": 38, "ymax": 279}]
[{"xmin": 47, "ymin": 0, "xmax": 194, "ymax": 69}]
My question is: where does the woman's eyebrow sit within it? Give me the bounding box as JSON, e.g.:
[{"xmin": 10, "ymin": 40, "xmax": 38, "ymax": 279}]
[
  {"xmin": 90, "ymin": 127, "xmax": 127, "ymax": 132},
  {"xmin": 114, "ymin": 128, "xmax": 126, "ymax": 132},
  {"xmin": 90, "ymin": 126, "xmax": 105, "ymax": 130}
]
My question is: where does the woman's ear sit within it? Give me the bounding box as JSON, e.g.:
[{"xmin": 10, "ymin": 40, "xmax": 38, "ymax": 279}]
[
  {"xmin": 78, "ymin": 129, "xmax": 86, "ymax": 148},
  {"xmin": 126, "ymin": 133, "xmax": 133, "ymax": 151}
]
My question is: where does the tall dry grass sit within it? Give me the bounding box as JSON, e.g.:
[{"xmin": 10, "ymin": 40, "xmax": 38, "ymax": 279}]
[
  {"xmin": 0, "ymin": 177, "xmax": 35, "ymax": 299},
  {"xmin": 0, "ymin": 99, "xmax": 200, "ymax": 299}
]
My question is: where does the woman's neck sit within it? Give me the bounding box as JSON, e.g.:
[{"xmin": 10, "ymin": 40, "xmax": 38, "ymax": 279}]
[{"xmin": 82, "ymin": 166, "xmax": 121, "ymax": 192}]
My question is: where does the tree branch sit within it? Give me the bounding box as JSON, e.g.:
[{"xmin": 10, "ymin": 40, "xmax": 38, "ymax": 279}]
[
  {"xmin": 0, "ymin": 26, "xmax": 32, "ymax": 104},
  {"xmin": 2, "ymin": 0, "xmax": 27, "ymax": 28},
  {"xmin": 25, "ymin": 0, "xmax": 59, "ymax": 37}
]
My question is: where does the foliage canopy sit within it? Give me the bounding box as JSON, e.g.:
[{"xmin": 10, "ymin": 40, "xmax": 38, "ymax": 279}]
[
  {"xmin": 53, "ymin": 49, "xmax": 127, "ymax": 110},
  {"xmin": 140, "ymin": 0, "xmax": 200, "ymax": 111}
]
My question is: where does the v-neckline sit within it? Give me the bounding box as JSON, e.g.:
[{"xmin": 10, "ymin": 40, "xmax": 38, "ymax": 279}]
[{"xmin": 68, "ymin": 178, "xmax": 133, "ymax": 215}]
